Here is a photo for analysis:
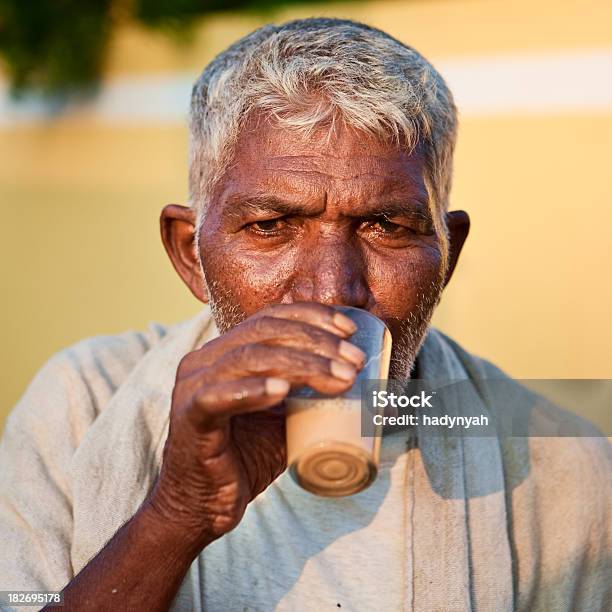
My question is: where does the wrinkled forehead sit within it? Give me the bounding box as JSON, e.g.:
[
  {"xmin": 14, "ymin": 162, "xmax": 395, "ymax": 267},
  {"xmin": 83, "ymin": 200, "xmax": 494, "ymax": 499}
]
[{"xmin": 209, "ymin": 116, "xmax": 431, "ymax": 218}]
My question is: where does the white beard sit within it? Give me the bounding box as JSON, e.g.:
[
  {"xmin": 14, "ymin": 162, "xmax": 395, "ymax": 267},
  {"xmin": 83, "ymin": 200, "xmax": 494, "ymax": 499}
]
[
  {"xmin": 386, "ymin": 280, "xmax": 442, "ymax": 380},
  {"xmin": 202, "ymin": 271, "xmax": 443, "ymax": 382}
]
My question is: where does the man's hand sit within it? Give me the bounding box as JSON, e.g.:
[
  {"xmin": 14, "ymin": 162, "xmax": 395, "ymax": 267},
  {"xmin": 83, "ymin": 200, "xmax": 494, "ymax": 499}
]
[
  {"xmin": 52, "ymin": 303, "xmax": 365, "ymax": 611},
  {"xmin": 146, "ymin": 302, "xmax": 366, "ymax": 549}
]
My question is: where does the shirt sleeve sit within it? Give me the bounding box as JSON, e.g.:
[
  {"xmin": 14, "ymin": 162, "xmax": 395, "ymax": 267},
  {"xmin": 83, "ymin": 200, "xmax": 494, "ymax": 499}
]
[
  {"xmin": 0, "ymin": 352, "xmax": 96, "ymax": 594},
  {"xmin": 0, "ymin": 325, "xmax": 166, "ymax": 605}
]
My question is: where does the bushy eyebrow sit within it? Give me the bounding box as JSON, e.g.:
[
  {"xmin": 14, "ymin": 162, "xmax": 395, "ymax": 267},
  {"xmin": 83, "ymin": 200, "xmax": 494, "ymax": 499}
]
[
  {"xmin": 224, "ymin": 195, "xmax": 309, "ymax": 220},
  {"xmin": 223, "ymin": 193, "xmax": 432, "ymax": 222},
  {"xmin": 371, "ymin": 202, "xmax": 432, "ymax": 222}
]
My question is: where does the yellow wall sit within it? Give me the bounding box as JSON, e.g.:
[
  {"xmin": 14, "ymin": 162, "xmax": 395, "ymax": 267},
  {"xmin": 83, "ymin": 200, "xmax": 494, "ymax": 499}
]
[{"xmin": 2, "ymin": 0, "xmax": 611, "ymax": 429}]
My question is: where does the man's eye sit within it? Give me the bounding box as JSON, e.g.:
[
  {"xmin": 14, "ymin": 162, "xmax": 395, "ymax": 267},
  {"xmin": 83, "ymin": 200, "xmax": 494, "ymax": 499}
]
[
  {"xmin": 251, "ymin": 219, "xmax": 283, "ymax": 232},
  {"xmin": 374, "ymin": 219, "xmax": 403, "ymax": 233}
]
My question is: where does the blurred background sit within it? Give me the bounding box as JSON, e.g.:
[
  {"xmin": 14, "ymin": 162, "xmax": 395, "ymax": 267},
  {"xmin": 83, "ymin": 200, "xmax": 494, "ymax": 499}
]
[{"xmin": 1, "ymin": 0, "xmax": 611, "ymax": 431}]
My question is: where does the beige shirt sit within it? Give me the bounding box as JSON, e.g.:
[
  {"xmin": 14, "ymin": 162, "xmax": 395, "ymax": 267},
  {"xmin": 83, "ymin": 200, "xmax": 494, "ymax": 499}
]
[{"xmin": 0, "ymin": 308, "xmax": 610, "ymax": 611}]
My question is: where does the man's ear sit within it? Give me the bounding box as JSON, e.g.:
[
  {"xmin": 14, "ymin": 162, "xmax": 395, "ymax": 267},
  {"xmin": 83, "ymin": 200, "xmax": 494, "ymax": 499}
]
[
  {"xmin": 160, "ymin": 204, "xmax": 209, "ymax": 303},
  {"xmin": 444, "ymin": 210, "xmax": 470, "ymax": 288}
]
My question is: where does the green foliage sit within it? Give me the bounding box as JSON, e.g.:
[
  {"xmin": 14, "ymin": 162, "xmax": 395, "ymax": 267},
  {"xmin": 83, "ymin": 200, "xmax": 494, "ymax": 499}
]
[
  {"xmin": 0, "ymin": 0, "xmax": 113, "ymax": 97},
  {"xmin": 0, "ymin": 0, "xmax": 346, "ymax": 97}
]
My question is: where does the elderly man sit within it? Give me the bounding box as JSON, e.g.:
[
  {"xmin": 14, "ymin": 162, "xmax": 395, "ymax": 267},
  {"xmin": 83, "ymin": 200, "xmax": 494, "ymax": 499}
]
[{"xmin": 1, "ymin": 17, "xmax": 610, "ymax": 612}]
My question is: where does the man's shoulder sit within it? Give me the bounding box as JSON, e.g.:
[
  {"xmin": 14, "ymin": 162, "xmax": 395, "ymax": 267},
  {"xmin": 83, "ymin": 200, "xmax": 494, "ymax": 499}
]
[
  {"xmin": 58, "ymin": 322, "xmax": 170, "ymax": 390},
  {"xmin": 6, "ymin": 321, "xmax": 176, "ymax": 438},
  {"xmin": 428, "ymin": 329, "xmax": 612, "ymax": 468},
  {"xmin": 53, "ymin": 322, "xmax": 171, "ymax": 398},
  {"xmin": 427, "ymin": 328, "xmax": 611, "ymax": 496},
  {"xmin": 428, "ymin": 328, "xmax": 607, "ymax": 429}
]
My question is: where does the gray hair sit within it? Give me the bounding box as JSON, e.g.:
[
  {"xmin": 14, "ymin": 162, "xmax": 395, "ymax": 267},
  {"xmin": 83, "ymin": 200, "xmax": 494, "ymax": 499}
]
[{"xmin": 189, "ymin": 18, "xmax": 457, "ymax": 260}]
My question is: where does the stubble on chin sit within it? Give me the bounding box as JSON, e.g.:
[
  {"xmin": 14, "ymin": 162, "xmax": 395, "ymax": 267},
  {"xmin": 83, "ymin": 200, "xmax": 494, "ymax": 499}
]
[
  {"xmin": 387, "ymin": 279, "xmax": 444, "ymax": 381},
  {"xmin": 204, "ymin": 278, "xmax": 248, "ymax": 334},
  {"xmin": 203, "ymin": 275, "xmax": 443, "ymax": 382}
]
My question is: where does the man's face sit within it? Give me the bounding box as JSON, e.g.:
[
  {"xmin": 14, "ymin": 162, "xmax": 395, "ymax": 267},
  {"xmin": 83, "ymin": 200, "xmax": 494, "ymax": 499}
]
[{"xmin": 197, "ymin": 117, "xmax": 446, "ymax": 379}]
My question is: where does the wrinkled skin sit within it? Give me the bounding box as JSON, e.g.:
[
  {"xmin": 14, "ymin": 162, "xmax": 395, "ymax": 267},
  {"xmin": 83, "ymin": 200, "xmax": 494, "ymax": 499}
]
[{"xmin": 154, "ymin": 117, "xmax": 470, "ymax": 547}]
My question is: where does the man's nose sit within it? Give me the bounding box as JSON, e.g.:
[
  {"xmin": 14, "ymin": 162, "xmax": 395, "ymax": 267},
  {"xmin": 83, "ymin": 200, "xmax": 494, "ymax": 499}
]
[{"xmin": 292, "ymin": 238, "xmax": 370, "ymax": 307}]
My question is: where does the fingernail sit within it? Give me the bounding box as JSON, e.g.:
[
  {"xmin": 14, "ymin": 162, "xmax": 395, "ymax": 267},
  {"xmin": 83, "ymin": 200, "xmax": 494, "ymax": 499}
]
[
  {"xmin": 330, "ymin": 360, "xmax": 357, "ymax": 382},
  {"xmin": 265, "ymin": 378, "xmax": 290, "ymax": 396},
  {"xmin": 333, "ymin": 313, "xmax": 357, "ymax": 334},
  {"xmin": 338, "ymin": 340, "xmax": 366, "ymax": 367}
]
